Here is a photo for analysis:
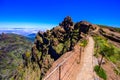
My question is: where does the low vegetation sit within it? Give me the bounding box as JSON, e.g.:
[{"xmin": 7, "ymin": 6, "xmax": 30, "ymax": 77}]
[
  {"xmin": 10, "ymin": 63, "xmax": 40, "ymax": 80},
  {"xmin": 79, "ymin": 39, "xmax": 88, "ymax": 47},
  {"xmin": 94, "ymin": 65, "xmax": 107, "ymax": 80},
  {"xmin": 93, "ymin": 35, "xmax": 120, "ymax": 74}
]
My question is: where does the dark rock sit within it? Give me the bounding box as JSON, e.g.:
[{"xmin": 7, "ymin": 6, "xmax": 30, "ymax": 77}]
[
  {"xmin": 79, "ymin": 21, "xmax": 91, "ymax": 33},
  {"xmin": 59, "ymin": 16, "xmax": 74, "ymax": 32}
]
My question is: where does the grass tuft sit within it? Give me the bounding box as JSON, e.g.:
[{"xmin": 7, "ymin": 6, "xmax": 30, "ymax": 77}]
[
  {"xmin": 79, "ymin": 39, "xmax": 88, "ymax": 47},
  {"xmin": 94, "ymin": 65, "xmax": 107, "ymax": 80}
]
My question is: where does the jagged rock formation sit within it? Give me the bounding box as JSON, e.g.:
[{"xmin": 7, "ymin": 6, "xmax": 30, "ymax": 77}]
[
  {"xmin": 30, "ymin": 16, "xmax": 77, "ymax": 77},
  {"xmin": 21, "ymin": 16, "xmax": 92, "ymax": 79},
  {"xmin": 75, "ymin": 21, "xmax": 91, "ymax": 34}
]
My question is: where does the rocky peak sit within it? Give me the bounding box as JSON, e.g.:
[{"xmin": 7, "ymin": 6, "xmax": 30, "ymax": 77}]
[
  {"xmin": 59, "ymin": 16, "xmax": 74, "ymax": 32},
  {"xmin": 79, "ymin": 21, "xmax": 92, "ymax": 26},
  {"xmin": 74, "ymin": 21, "xmax": 91, "ymax": 34}
]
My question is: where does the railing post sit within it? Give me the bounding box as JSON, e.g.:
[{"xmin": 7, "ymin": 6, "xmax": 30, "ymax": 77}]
[
  {"xmin": 77, "ymin": 47, "xmax": 82, "ymax": 63},
  {"xmin": 98, "ymin": 55, "xmax": 104, "ymax": 71},
  {"xmin": 79, "ymin": 47, "xmax": 82, "ymax": 62},
  {"xmin": 59, "ymin": 65, "xmax": 61, "ymax": 80}
]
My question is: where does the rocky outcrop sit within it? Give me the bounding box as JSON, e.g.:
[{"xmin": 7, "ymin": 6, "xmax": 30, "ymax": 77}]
[
  {"xmin": 74, "ymin": 21, "xmax": 91, "ymax": 34},
  {"xmin": 21, "ymin": 16, "xmax": 92, "ymax": 79},
  {"xmin": 99, "ymin": 28, "xmax": 120, "ymax": 43},
  {"xmin": 59, "ymin": 16, "xmax": 74, "ymax": 31}
]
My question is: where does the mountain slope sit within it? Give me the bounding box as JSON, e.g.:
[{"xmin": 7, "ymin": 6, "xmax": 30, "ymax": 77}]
[
  {"xmin": 0, "ymin": 33, "xmax": 33, "ymax": 79},
  {"xmin": 26, "ymin": 33, "xmax": 36, "ymax": 41}
]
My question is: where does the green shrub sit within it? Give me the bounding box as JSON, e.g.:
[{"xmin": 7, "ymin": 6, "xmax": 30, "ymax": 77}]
[
  {"xmin": 79, "ymin": 39, "xmax": 88, "ymax": 47},
  {"xmin": 94, "ymin": 65, "xmax": 107, "ymax": 80},
  {"xmin": 93, "ymin": 36, "xmax": 120, "ymax": 63},
  {"xmin": 53, "ymin": 43, "xmax": 64, "ymax": 54},
  {"xmin": 64, "ymin": 40, "xmax": 70, "ymax": 48}
]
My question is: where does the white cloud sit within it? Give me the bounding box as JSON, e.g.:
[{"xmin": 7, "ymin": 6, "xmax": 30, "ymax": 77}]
[
  {"xmin": 0, "ymin": 22, "xmax": 57, "ymax": 30},
  {"xmin": 0, "ymin": 22, "xmax": 57, "ymax": 36}
]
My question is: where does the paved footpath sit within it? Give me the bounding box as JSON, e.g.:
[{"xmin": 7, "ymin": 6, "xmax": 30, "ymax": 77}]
[{"xmin": 76, "ymin": 36, "xmax": 95, "ymax": 80}]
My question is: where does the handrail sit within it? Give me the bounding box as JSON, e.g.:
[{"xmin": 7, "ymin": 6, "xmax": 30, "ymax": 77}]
[
  {"xmin": 44, "ymin": 50, "xmax": 77, "ymax": 80},
  {"xmin": 44, "ymin": 45, "xmax": 81, "ymax": 80},
  {"xmin": 43, "ymin": 37, "xmax": 89, "ymax": 80}
]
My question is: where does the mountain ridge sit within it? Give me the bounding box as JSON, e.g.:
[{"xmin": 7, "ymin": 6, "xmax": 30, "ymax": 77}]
[{"xmin": 1, "ymin": 16, "xmax": 120, "ymax": 80}]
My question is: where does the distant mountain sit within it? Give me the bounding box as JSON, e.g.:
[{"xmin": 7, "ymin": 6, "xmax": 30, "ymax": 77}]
[
  {"xmin": 0, "ymin": 33, "xmax": 33, "ymax": 79},
  {"xmin": 0, "ymin": 28, "xmax": 40, "ymax": 37},
  {"xmin": 0, "ymin": 28, "xmax": 40, "ymax": 42},
  {"xmin": 26, "ymin": 33, "xmax": 36, "ymax": 41}
]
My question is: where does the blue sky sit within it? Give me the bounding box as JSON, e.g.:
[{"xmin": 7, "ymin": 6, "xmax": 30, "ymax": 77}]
[{"xmin": 0, "ymin": 0, "xmax": 120, "ymax": 29}]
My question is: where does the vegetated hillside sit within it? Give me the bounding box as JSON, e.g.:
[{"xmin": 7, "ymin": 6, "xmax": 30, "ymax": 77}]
[
  {"xmin": 0, "ymin": 33, "xmax": 33, "ymax": 79},
  {"xmin": 91, "ymin": 25, "xmax": 120, "ymax": 79}
]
